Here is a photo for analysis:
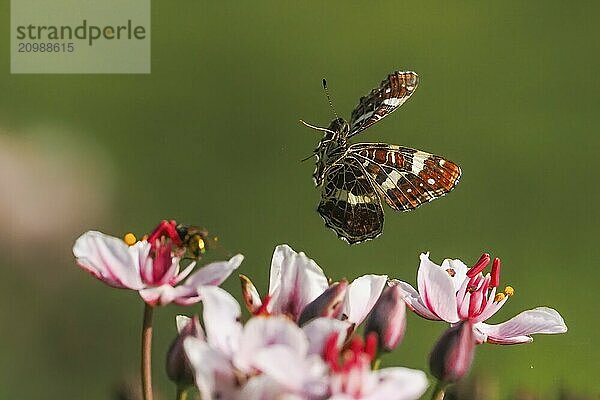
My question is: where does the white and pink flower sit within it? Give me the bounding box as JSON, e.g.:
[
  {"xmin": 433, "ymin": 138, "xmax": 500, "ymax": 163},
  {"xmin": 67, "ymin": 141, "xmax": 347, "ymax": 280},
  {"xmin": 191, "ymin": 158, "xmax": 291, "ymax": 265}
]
[
  {"xmin": 183, "ymin": 286, "xmax": 428, "ymax": 400},
  {"xmin": 73, "ymin": 229, "xmax": 243, "ymax": 306},
  {"xmin": 394, "ymin": 252, "xmax": 567, "ymax": 344},
  {"xmin": 241, "ymin": 244, "xmax": 387, "ymax": 328}
]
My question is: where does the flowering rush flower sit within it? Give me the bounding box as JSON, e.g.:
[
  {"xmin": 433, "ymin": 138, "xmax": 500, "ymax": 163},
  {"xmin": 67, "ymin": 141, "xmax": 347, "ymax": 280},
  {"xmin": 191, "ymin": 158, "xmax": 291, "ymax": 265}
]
[
  {"xmin": 183, "ymin": 285, "xmax": 428, "ymax": 400},
  {"xmin": 73, "ymin": 220, "xmax": 244, "ymax": 306},
  {"xmin": 240, "ymin": 244, "xmax": 388, "ymax": 329},
  {"xmin": 394, "ymin": 252, "xmax": 567, "ymax": 344}
]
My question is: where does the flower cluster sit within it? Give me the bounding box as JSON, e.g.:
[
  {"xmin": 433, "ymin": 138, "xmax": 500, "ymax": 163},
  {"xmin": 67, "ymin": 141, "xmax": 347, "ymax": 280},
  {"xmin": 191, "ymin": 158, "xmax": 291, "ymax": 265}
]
[
  {"xmin": 72, "ymin": 221, "xmax": 568, "ymax": 400},
  {"xmin": 171, "ymin": 245, "xmax": 428, "ymax": 400}
]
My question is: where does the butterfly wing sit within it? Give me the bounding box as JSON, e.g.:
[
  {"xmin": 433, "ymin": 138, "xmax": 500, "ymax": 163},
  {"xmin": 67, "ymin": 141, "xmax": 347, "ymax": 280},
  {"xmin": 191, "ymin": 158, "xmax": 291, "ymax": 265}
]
[
  {"xmin": 348, "ymin": 71, "xmax": 418, "ymax": 138},
  {"xmin": 349, "ymin": 143, "xmax": 461, "ymax": 211},
  {"xmin": 318, "ymin": 157, "xmax": 384, "ymax": 244}
]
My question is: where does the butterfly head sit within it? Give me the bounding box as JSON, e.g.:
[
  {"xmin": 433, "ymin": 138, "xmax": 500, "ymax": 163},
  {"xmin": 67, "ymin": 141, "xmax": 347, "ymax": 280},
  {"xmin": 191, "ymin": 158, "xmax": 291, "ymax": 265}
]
[{"xmin": 327, "ymin": 117, "xmax": 350, "ymax": 136}]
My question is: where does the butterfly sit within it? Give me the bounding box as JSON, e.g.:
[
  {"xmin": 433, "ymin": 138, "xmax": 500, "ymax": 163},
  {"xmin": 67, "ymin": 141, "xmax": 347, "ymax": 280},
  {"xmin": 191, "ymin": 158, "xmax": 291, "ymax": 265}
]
[{"xmin": 303, "ymin": 71, "xmax": 462, "ymax": 244}]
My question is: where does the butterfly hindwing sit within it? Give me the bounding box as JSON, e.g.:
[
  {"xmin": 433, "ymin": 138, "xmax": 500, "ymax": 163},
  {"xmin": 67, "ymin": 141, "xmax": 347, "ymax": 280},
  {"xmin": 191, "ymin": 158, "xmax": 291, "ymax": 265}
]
[
  {"xmin": 317, "ymin": 157, "xmax": 384, "ymax": 244},
  {"xmin": 350, "ymin": 143, "xmax": 461, "ymax": 211},
  {"xmin": 349, "ymin": 71, "xmax": 418, "ymax": 138}
]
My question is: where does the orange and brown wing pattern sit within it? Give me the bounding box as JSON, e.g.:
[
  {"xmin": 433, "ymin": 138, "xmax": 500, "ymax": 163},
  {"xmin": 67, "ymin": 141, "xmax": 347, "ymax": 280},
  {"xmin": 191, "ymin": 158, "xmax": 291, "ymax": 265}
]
[
  {"xmin": 349, "ymin": 143, "xmax": 461, "ymax": 211},
  {"xmin": 349, "ymin": 71, "xmax": 418, "ymax": 138}
]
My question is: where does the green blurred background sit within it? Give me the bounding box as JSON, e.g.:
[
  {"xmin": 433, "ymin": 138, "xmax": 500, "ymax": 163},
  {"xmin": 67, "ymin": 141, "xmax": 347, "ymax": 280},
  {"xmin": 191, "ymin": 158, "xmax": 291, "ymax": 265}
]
[{"xmin": 0, "ymin": 1, "xmax": 598, "ymax": 399}]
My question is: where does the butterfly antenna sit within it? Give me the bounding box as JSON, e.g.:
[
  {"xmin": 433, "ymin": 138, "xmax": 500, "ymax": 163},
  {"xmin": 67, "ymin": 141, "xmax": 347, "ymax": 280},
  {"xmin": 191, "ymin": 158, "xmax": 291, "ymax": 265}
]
[
  {"xmin": 322, "ymin": 78, "xmax": 339, "ymax": 119},
  {"xmin": 299, "ymin": 119, "xmax": 335, "ymax": 134}
]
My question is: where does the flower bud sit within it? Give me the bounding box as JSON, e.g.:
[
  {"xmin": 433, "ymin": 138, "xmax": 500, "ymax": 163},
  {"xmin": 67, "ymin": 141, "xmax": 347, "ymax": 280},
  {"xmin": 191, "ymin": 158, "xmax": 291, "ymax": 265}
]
[
  {"xmin": 364, "ymin": 284, "xmax": 406, "ymax": 352},
  {"xmin": 429, "ymin": 321, "xmax": 476, "ymax": 383},
  {"xmin": 166, "ymin": 315, "xmax": 204, "ymax": 387},
  {"xmin": 240, "ymin": 274, "xmax": 262, "ymax": 314},
  {"xmin": 297, "ymin": 280, "xmax": 348, "ymax": 326}
]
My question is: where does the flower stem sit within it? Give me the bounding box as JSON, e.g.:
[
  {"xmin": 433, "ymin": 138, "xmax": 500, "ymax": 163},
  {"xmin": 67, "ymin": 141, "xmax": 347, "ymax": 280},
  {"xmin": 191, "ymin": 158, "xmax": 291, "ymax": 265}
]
[
  {"xmin": 141, "ymin": 303, "xmax": 154, "ymax": 400},
  {"xmin": 430, "ymin": 381, "xmax": 447, "ymax": 400},
  {"xmin": 176, "ymin": 386, "xmax": 189, "ymax": 400}
]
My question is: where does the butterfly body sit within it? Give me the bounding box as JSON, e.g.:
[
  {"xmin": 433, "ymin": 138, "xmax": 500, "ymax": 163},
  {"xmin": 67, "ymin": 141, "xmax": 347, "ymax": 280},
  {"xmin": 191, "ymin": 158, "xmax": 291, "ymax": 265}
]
[{"xmin": 308, "ymin": 71, "xmax": 462, "ymax": 244}]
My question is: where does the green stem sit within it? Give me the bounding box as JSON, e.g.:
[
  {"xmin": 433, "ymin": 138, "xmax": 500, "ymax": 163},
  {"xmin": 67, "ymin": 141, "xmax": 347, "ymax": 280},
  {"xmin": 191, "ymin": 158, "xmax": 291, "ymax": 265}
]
[
  {"xmin": 430, "ymin": 381, "xmax": 447, "ymax": 400},
  {"xmin": 141, "ymin": 303, "xmax": 154, "ymax": 400},
  {"xmin": 372, "ymin": 358, "xmax": 382, "ymax": 370},
  {"xmin": 176, "ymin": 386, "xmax": 189, "ymax": 400}
]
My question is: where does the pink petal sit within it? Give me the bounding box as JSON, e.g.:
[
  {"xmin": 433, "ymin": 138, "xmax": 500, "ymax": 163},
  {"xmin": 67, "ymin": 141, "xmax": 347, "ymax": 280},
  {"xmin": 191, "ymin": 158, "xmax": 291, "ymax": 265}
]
[
  {"xmin": 391, "ymin": 280, "xmax": 440, "ymax": 320},
  {"xmin": 417, "ymin": 253, "xmax": 460, "ymax": 323},
  {"xmin": 268, "ymin": 245, "xmax": 329, "ymax": 320},
  {"xmin": 183, "ymin": 337, "xmax": 237, "ymax": 400},
  {"xmin": 440, "ymin": 258, "xmax": 469, "ymax": 292},
  {"xmin": 253, "ymin": 345, "xmax": 328, "ymax": 396},
  {"xmin": 368, "ymin": 367, "xmax": 429, "ymax": 400},
  {"xmin": 342, "ymin": 274, "xmax": 387, "ymax": 326},
  {"xmin": 183, "ymin": 254, "xmax": 244, "ymax": 287},
  {"xmin": 475, "ymin": 307, "xmax": 567, "ymax": 345},
  {"xmin": 302, "ymin": 318, "xmax": 351, "ymax": 355},
  {"xmin": 139, "ymin": 284, "xmax": 179, "ymax": 306},
  {"xmin": 201, "ymin": 286, "xmax": 243, "ymax": 357},
  {"xmin": 238, "ymin": 375, "xmax": 294, "ymax": 400},
  {"xmin": 73, "ymin": 231, "xmax": 145, "ymax": 289},
  {"xmin": 234, "ymin": 316, "xmax": 308, "ymax": 373},
  {"xmin": 167, "ymin": 255, "xmax": 244, "ymax": 305}
]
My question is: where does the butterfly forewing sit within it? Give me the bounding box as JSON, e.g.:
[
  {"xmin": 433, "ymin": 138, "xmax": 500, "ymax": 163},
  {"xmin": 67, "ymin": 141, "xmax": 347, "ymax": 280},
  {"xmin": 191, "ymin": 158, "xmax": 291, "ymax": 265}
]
[
  {"xmin": 349, "ymin": 71, "xmax": 419, "ymax": 138},
  {"xmin": 349, "ymin": 144, "xmax": 461, "ymax": 211},
  {"xmin": 318, "ymin": 157, "xmax": 384, "ymax": 244}
]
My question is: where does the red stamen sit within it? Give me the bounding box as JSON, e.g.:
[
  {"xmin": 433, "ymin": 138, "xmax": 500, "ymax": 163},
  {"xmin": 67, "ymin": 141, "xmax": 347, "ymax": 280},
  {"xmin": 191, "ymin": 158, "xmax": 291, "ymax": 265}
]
[
  {"xmin": 365, "ymin": 332, "xmax": 378, "ymax": 361},
  {"xmin": 349, "ymin": 336, "xmax": 363, "ymax": 357},
  {"xmin": 324, "ymin": 332, "xmax": 341, "ymax": 372},
  {"xmin": 254, "ymin": 295, "xmax": 272, "ymax": 316},
  {"xmin": 147, "ymin": 220, "xmax": 182, "ymax": 246},
  {"xmin": 490, "ymin": 258, "xmax": 501, "ymax": 288},
  {"xmin": 467, "ymin": 253, "xmax": 490, "ymax": 278},
  {"xmin": 468, "ymin": 290, "xmax": 483, "ymax": 319}
]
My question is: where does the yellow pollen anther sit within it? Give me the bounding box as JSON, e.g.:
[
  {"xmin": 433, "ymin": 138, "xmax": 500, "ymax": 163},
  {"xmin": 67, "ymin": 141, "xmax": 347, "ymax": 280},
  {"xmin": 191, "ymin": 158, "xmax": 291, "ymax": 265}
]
[
  {"xmin": 494, "ymin": 292, "xmax": 505, "ymax": 302},
  {"xmin": 504, "ymin": 286, "xmax": 515, "ymax": 297},
  {"xmin": 123, "ymin": 233, "xmax": 137, "ymax": 246}
]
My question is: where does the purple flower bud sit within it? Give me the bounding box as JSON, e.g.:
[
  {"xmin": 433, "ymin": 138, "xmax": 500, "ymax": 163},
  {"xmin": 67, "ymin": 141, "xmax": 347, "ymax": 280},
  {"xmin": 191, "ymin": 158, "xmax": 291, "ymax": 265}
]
[
  {"xmin": 166, "ymin": 315, "xmax": 204, "ymax": 387},
  {"xmin": 364, "ymin": 284, "xmax": 407, "ymax": 352},
  {"xmin": 429, "ymin": 321, "xmax": 476, "ymax": 383},
  {"xmin": 297, "ymin": 280, "xmax": 348, "ymax": 326}
]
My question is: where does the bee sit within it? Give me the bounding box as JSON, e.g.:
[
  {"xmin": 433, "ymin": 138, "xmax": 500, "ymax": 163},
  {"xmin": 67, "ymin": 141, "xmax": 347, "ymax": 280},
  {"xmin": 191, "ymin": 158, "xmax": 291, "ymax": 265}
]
[
  {"xmin": 174, "ymin": 224, "xmax": 211, "ymax": 260},
  {"xmin": 144, "ymin": 220, "xmax": 215, "ymax": 261}
]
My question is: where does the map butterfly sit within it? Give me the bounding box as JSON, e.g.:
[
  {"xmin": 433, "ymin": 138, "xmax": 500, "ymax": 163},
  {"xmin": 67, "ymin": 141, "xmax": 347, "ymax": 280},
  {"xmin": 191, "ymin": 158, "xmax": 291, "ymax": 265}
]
[{"xmin": 304, "ymin": 71, "xmax": 462, "ymax": 244}]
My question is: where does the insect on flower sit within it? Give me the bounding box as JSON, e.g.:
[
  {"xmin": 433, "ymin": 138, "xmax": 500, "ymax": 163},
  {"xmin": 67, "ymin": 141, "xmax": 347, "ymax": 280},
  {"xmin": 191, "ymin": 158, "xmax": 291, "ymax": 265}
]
[{"xmin": 145, "ymin": 220, "xmax": 216, "ymax": 261}]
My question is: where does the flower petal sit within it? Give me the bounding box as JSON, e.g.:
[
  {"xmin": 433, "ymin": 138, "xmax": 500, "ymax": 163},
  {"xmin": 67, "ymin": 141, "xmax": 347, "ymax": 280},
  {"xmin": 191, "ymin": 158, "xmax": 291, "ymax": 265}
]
[
  {"xmin": 342, "ymin": 274, "xmax": 387, "ymax": 326},
  {"xmin": 73, "ymin": 231, "xmax": 145, "ymax": 289},
  {"xmin": 268, "ymin": 245, "xmax": 329, "ymax": 320},
  {"xmin": 302, "ymin": 317, "xmax": 351, "ymax": 355},
  {"xmin": 139, "ymin": 284, "xmax": 180, "ymax": 306},
  {"xmin": 183, "ymin": 254, "xmax": 244, "ymax": 287},
  {"xmin": 440, "ymin": 258, "xmax": 469, "ymax": 292},
  {"xmin": 201, "ymin": 286, "xmax": 243, "ymax": 356},
  {"xmin": 183, "ymin": 337, "xmax": 237, "ymax": 400},
  {"xmin": 391, "ymin": 280, "xmax": 440, "ymax": 320},
  {"xmin": 475, "ymin": 307, "xmax": 567, "ymax": 344},
  {"xmin": 234, "ymin": 316, "xmax": 308, "ymax": 373},
  {"xmin": 253, "ymin": 346, "xmax": 328, "ymax": 397},
  {"xmin": 417, "ymin": 253, "xmax": 460, "ymax": 323},
  {"xmin": 368, "ymin": 367, "xmax": 429, "ymax": 400}
]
